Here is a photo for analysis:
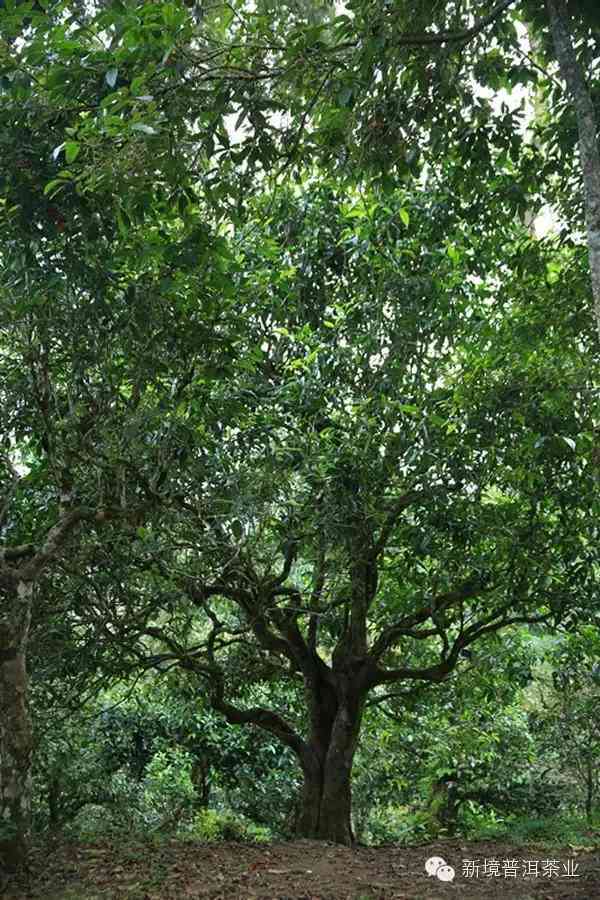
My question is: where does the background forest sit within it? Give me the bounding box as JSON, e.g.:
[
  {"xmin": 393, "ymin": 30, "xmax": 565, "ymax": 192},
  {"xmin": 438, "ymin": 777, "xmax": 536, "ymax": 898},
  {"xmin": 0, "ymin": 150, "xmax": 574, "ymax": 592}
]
[{"xmin": 1, "ymin": 0, "xmax": 600, "ymax": 896}]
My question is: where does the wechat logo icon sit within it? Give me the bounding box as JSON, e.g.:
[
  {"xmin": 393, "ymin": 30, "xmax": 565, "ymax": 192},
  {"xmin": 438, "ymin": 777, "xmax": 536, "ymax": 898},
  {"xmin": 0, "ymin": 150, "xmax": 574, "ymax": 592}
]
[{"xmin": 425, "ymin": 856, "xmax": 456, "ymax": 882}]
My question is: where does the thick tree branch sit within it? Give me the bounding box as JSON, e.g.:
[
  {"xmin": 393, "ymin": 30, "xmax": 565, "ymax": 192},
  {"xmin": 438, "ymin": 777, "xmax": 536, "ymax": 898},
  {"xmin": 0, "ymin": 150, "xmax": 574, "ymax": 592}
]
[
  {"xmin": 144, "ymin": 624, "xmax": 308, "ymax": 758},
  {"xmin": 308, "ymin": 545, "xmax": 326, "ymax": 652},
  {"xmin": 270, "ymin": 538, "xmax": 298, "ymax": 587},
  {"xmin": 373, "ymin": 490, "xmax": 424, "ymax": 558},
  {"xmin": 14, "ymin": 505, "xmax": 147, "ymax": 582},
  {"xmin": 185, "ymin": 581, "xmax": 313, "ymax": 674},
  {"xmin": 0, "ymin": 545, "xmax": 37, "ymax": 564},
  {"xmin": 211, "ymin": 693, "xmax": 308, "ymax": 759},
  {"xmin": 389, "ymin": 0, "xmax": 517, "ymax": 47},
  {"xmin": 371, "ymin": 610, "xmax": 549, "ymax": 687},
  {"xmin": 547, "ymin": 0, "xmax": 600, "ymax": 342},
  {"xmin": 369, "ymin": 577, "xmax": 488, "ymax": 660},
  {"xmin": 0, "ymin": 453, "xmax": 20, "ymax": 530}
]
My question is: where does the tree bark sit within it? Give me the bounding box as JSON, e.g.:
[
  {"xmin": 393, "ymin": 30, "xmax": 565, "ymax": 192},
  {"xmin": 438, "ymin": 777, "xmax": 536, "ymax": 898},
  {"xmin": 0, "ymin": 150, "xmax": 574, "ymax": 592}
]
[
  {"xmin": 296, "ymin": 745, "xmax": 356, "ymax": 844},
  {"xmin": 0, "ymin": 580, "xmax": 34, "ymax": 871},
  {"xmin": 427, "ymin": 776, "xmax": 461, "ymax": 835},
  {"xmin": 295, "ymin": 674, "xmax": 363, "ymax": 845},
  {"xmin": 585, "ymin": 754, "xmax": 594, "ymax": 822},
  {"xmin": 546, "ymin": 0, "xmax": 600, "ymax": 343},
  {"xmin": 191, "ymin": 757, "xmax": 211, "ymax": 808}
]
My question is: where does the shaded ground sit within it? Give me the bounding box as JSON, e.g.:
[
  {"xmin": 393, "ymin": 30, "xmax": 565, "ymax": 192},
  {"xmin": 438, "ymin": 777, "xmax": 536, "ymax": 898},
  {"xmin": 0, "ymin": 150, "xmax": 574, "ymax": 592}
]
[{"xmin": 3, "ymin": 838, "xmax": 600, "ymax": 899}]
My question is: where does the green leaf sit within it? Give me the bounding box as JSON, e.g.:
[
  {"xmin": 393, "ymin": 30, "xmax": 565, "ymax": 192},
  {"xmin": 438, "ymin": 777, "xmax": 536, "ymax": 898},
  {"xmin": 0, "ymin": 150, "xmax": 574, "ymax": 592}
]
[
  {"xmin": 446, "ymin": 243, "xmax": 460, "ymax": 263},
  {"xmin": 400, "ymin": 403, "xmax": 419, "ymax": 415},
  {"xmin": 43, "ymin": 178, "xmax": 65, "ymax": 197},
  {"xmin": 399, "ymin": 208, "xmax": 410, "ymax": 227},
  {"xmin": 65, "ymin": 142, "xmax": 80, "ymax": 163}
]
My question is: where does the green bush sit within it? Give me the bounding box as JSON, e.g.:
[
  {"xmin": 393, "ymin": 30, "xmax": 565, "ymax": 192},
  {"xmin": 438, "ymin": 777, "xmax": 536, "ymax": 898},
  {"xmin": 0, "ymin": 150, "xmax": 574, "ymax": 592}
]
[
  {"xmin": 363, "ymin": 806, "xmax": 431, "ymax": 845},
  {"xmin": 141, "ymin": 747, "xmax": 196, "ymax": 829},
  {"xmin": 462, "ymin": 810, "xmax": 600, "ymax": 847},
  {"xmin": 189, "ymin": 808, "xmax": 271, "ymax": 842}
]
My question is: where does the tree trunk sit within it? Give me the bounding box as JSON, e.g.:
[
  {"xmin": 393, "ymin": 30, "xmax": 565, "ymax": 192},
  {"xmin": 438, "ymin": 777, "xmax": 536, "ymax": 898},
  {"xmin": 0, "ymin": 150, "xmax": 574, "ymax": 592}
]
[
  {"xmin": 191, "ymin": 757, "xmax": 211, "ymax": 808},
  {"xmin": 546, "ymin": 0, "xmax": 600, "ymax": 343},
  {"xmin": 585, "ymin": 754, "xmax": 594, "ymax": 823},
  {"xmin": 0, "ymin": 580, "xmax": 34, "ymax": 872},
  {"xmin": 296, "ymin": 746, "xmax": 356, "ymax": 844},
  {"xmin": 427, "ymin": 776, "xmax": 461, "ymax": 836},
  {"xmin": 295, "ymin": 677, "xmax": 363, "ymax": 845}
]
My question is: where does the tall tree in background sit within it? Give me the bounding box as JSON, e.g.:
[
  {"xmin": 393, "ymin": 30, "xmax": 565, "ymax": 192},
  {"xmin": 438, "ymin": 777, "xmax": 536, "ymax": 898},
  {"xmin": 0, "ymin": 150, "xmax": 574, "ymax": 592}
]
[
  {"xmin": 0, "ymin": 135, "xmax": 243, "ymax": 865},
  {"xmin": 545, "ymin": 0, "xmax": 600, "ymax": 340}
]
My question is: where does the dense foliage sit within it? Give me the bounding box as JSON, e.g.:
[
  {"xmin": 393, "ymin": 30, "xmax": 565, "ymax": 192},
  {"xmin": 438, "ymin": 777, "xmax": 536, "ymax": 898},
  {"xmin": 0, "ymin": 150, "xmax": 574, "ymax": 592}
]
[{"xmin": 1, "ymin": 0, "xmax": 599, "ymax": 874}]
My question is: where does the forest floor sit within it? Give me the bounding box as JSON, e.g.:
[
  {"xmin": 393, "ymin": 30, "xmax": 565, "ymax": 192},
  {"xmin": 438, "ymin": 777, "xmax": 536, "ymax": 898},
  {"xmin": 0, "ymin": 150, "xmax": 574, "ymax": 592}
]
[{"xmin": 2, "ymin": 837, "xmax": 600, "ymax": 900}]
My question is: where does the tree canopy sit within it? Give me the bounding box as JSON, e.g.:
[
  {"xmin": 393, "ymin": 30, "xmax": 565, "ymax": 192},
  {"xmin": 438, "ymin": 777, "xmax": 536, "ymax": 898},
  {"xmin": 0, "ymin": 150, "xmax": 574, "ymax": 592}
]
[{"xmin": 1, "ymin": 0, "xmax": 599, "ymax": 871}]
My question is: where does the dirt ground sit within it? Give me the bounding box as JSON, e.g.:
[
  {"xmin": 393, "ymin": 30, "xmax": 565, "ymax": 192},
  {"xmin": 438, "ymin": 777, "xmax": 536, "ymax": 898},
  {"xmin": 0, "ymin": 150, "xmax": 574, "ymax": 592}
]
[{"xmin": 3, "ymin": 838, "xmax": 600, "ymax": 900}]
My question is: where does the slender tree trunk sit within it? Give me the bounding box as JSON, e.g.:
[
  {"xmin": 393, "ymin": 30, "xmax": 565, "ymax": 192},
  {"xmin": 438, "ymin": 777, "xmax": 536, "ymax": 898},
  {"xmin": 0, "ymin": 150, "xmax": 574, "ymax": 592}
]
[
  {"xmin": 0, "ymin": 580, "xmax": 34, "ymax": 871},
  {"xmin": 546, "ymin": 0, "xmax": 600, "ymax": 343},
  {"xmin": 191, "ymin": 757, "xmax": 211, "ymax": 808},
  {"xmin": 585, "ymin": 754, "xmax": 594, "ymax": 822},
  {"xmin": 47, "ymin": 775, "xmax": 61, "ymax": 831},
  {"xmin": 295, "ymin": 676, "xmax": 363, "ymax": 845},
  {"xmin": 427, "ymin": 776, "xmax": 461, "ymax": 836}
]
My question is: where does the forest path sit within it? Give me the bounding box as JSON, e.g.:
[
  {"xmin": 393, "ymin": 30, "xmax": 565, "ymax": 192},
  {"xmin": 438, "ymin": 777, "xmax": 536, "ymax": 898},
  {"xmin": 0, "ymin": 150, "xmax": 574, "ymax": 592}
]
[{"xmin": 4, "ymin": 837, "xmax": 600, "ymax": 899}]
